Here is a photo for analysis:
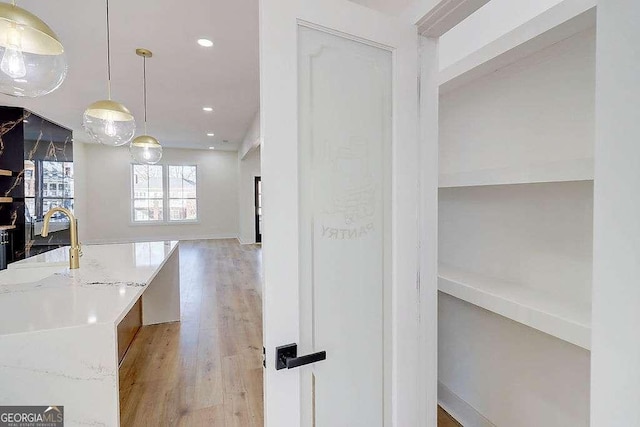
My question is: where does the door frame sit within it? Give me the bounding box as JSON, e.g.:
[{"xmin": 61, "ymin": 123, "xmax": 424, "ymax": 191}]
[
  {"xmin": 409, "ymin": 0, "xmax": 492, "ymax": 425},
  {"xmin": 259, "ymin": 0, "xmax": 489, "ymax": 426},
  {"xmin": 254, "ymin": 176, "xmax": 262, "ymax": 243}
]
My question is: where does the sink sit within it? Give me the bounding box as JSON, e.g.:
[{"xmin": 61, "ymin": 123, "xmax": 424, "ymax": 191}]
[
  {"xmin": 0, "ymin": 266, "xmax": 66, "ymax": 285},
  {"xmin": 8, "ymin": 249, "xmax": 69, "ymax": 270},
  {"xmin": 8, "ymin": 260, "xmax": 68, "ymax": 269}
]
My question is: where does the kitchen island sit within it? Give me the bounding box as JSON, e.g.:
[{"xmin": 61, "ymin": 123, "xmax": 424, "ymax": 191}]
[{"xmin": 0, "ymin": 241, "xmax": 180, "ymax": 426}]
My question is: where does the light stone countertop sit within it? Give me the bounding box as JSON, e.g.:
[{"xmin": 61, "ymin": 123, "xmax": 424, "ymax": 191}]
[{"xmin": 0, "ymin": 240, "xmax": 178, "ymax": 335}]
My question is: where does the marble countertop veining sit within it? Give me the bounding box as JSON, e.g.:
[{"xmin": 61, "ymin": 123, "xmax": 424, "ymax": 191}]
[{"xmin": 0, "ymin": 241, "xmax": 178, "ymax": 336}]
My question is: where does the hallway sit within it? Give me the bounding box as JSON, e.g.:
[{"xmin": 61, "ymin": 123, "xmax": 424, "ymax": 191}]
[
  {"xmin": 118, "ymin": 239, "xmax": 458, "ymax": 426},
  {"xmin": 119, "ymin": 240, "xmax": 264, "ymax": 426}
]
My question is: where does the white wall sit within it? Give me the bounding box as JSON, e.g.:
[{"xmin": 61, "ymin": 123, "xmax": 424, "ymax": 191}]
[
  {"xmin": 591, "ymin": 0, "xmax": 640, "ymax": 424},
  {"xmin": 79, "ymin": 143, "xmax": 239, "ymax": 244},
  {"xmin": 238, "ymin": 146, "xmax": 261, "ymax": 244},
  {"xmin": 239, "ymin": 110, "xmax": 260, "ymax": 159}
]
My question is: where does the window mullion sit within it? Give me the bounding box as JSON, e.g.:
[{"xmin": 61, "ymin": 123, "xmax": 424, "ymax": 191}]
[{"xmin": 164, "ymin": 164, "xmax": 169, "ymax": 223}]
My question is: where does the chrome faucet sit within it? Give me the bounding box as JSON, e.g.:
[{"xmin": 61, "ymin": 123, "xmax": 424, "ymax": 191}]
[{"xmin": 42, "ymin": 207, "xmax": 80, "ymax": 269}]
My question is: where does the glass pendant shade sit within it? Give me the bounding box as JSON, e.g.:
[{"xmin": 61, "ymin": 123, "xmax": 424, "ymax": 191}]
[
  {"xmin": 130, "ymin": 48, "xmax": 161, "ymax": 165},
  {"xmin": 130, "ymin": 135, "xmax": 162, "ymax": 164},
  {"xmin": 83, "ymin": 100, "xmax": 136, "ymax": 146},
  {"xmin": 0, "ymin": 3, "xmax": 67, "ymax": 97}
]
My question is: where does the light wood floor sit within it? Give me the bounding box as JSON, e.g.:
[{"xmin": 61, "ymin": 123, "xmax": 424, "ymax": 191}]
[
  {"xmin": 119, "ymin": 239, "xmax": 461, "ymax": 427},
  {"xmin": 119, "ymin": 240, "xmax": 264, "ymax": 426},
  {"xmin": 438, "ymin": 407, "xmax": 462, "ymax": 427}
]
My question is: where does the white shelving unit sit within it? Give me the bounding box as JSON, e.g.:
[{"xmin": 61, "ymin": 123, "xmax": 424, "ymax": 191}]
[
  {"xmin": 438, "ymin": 265, "xmax": 591, "ymax": 349},
  {"xmin": 439, "ymin": 180, "xmax": 594, "ymax": 320},
  {"xmin": 439, "ymin": 157, "xmax": 593, "ymax": 188},
  {"xmin": 439, "ymin": 27, "xmax": 596, "ymax": 186},
  {"xmin": 436, "ymin": 2, "xmax": 596, "ymax": 425},
  {"xmin": 439, "ymin": 0, "xmax": 596, "ymax": 94}
]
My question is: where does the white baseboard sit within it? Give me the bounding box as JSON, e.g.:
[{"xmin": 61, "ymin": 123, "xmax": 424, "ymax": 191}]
[
  {"xmin": 84, "ymin": 234, "xmax": 239, "ymax": 245},
  {"xmin": 439, "ymin": 382, "xmax": 496, "ymax": 427},
  {"xmin": 237, "ymin": 236, "xmax": 257, "ymax": 245}
]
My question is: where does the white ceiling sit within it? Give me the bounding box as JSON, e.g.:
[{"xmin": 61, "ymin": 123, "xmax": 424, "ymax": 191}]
[
  {"xmin": 0, "ymin": 0, "xmax": 259, "ymax": 151},
  {"xmin": 348, "ymin": 0, "xmax": 415, "ymax": 15}
]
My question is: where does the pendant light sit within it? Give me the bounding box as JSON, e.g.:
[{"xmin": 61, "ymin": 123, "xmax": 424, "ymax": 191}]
[
  {"xmin": 130, "ymin": 48, "xmax": 162, "ymax": 165},
  {"xmin": 0, "ymin": 1, "xmax": 67, "ymax": 97},
  {"xmin": 82, "ymin": 0, "xmax": 135, "ymax": 147}
]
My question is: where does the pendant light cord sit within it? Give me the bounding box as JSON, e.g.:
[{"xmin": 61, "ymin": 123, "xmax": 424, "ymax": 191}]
[
  {"xmin": 106, "ymin": 0, "xmax": 112, "ymax": 99},
  {"xmin": 143, "ymin": 56, "xmax": 148, "ymax": 134}
]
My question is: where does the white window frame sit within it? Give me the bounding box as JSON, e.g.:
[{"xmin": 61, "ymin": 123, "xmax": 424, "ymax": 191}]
[
  {"xmin": 130, "ymin": 164, "xmax": 199, "ymax": 225},
  {"xmin": 167, "ymin": 165, "xmax": 199, "ymax": 223}
]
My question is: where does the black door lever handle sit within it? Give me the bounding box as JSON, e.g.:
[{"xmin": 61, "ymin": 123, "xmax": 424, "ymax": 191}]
[{"xmin": 276, "ymin": 343, "xmax": 326, "ymax": 370}]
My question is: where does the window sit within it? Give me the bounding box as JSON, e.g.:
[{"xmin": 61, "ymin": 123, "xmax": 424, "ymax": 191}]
[
  {"xmin": 24, "ymin": 159, "xmax": 74, "ymax": 221},
  {"xmin": 132, "ymin": 164, "xmax": 164, "ymax": 222},
  {"xmin": 24, "ymin": 160, "xmax": 35, "ymax": 220},
  {"xmin": 42, "ymin": 161, "xmax": 74, "ymax": 218},
  {"xmin": 169, "ymin": 166, "xmax": 198, "ymax": 221},
  {"xmin": 131, "ymin": 164, "xmax": 198, "ymax": 223}
]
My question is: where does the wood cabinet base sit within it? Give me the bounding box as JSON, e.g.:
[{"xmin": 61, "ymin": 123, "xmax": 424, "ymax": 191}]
[{"xmin": 117, "ymin": 299, "xmax": 142, "ymax": 364}]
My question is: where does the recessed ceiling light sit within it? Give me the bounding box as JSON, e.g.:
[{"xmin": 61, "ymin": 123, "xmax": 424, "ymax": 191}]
[
  {"xmin": 197, "ymin": 38, "xmax": 214, "ymax": 48},
  {"xmin": 202, "ymin": 107, "xmax": 213, "ymax": 112},
  {"xmin": 207, "ymin": 132, "xmax": 215, "ymax": 137},
  {"xmin": 209, "ymin": 146, "xmax": 215, "ymax": 150}
]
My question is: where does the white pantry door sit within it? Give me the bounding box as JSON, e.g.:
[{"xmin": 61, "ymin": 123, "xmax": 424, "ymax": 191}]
[{"xmin": 260, "ymin": 0, "xmax": 419, "ymax": 426}]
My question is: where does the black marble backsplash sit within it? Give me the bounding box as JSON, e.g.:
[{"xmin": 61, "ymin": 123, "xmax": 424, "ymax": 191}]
[{"xmin": 0, "ymin": 107, "xmax": 73, "ymax": 264}]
